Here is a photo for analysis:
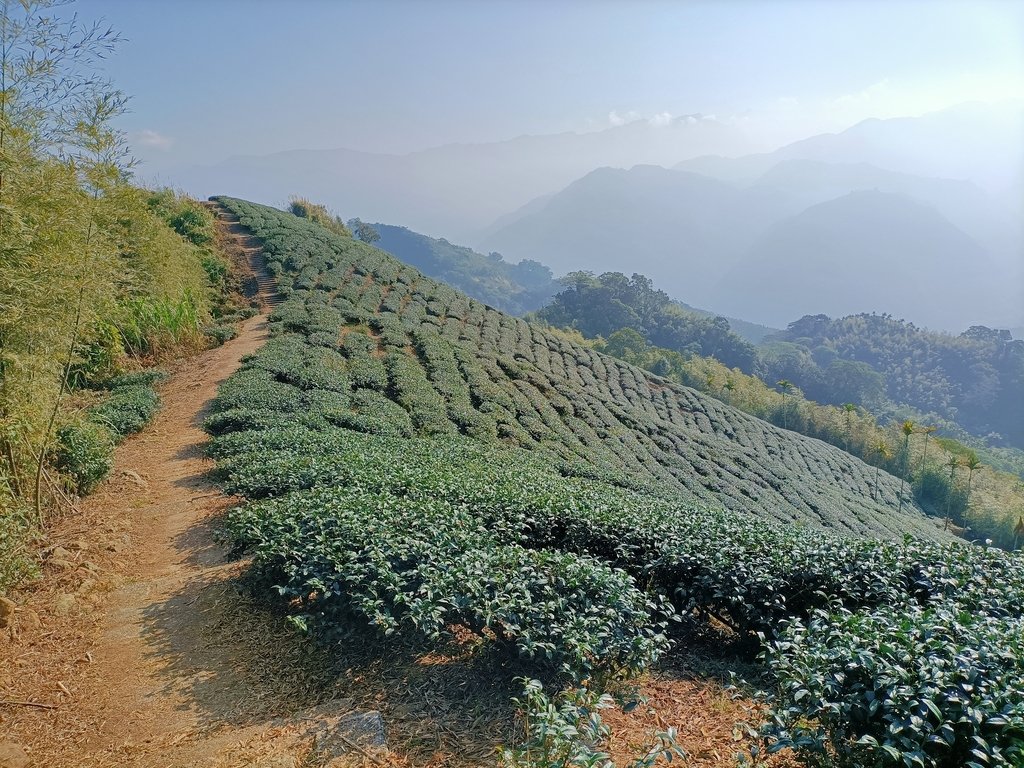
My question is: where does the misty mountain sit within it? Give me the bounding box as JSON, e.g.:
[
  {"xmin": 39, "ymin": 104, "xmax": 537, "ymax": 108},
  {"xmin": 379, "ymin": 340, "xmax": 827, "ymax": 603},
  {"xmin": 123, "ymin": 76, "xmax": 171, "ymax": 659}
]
[
  {"xmin": 679, "ymin": 101, "xmax": 1023, "ymax": 193},
  {"xmin": 479, "ymin": 104, "xmax": 1023, "ymax": 332},
  {"xmin": 172, "ymin": 116, "xmax": 758, "ymax": 243},
  {"xmin": 480, "ymin": 164, "xmax": 802, "ymax": 302},
  {"xmin": 713, "ymin": 190, "xmax": 1002, "ymax": 330},
  {"xmin": 676, "ymin": 101, "xmax": 1024, "ymax": 260}
]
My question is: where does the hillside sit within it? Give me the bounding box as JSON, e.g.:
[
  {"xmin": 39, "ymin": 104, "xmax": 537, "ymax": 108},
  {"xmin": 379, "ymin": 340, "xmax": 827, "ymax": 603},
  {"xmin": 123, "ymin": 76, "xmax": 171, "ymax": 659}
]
[
  {"xmin": 213, "ymin": 197, "xmax": 945, "ymax": 541},
  {"xmin": 370, "ymin": 222, "xmax": 558, "ymax": 314},
  {"xmin": 477, "ymin": 165, "xmax": 1018, "ymax": 332},
  {"xmin": 532, "ymin": 271, "xmax": 758, "ymax": 372},
  {"xmin": 202, "ymin": 200, "xmax": 1024, "ymax": 768}
]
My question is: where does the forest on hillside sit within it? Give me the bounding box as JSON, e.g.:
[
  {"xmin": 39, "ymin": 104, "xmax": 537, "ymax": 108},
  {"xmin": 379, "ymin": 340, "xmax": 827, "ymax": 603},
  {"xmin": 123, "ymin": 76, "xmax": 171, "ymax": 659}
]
[
  {"xmin": 769, "ymin": 313, "xmax": 1024, "ymax": 447},
  {"xmin": 533, "ymin": 271, "xmax": 758, "ymax": 372},
  {"xmin": 370, "ymin": 223, "xmax": 559, "ymax": 314}
]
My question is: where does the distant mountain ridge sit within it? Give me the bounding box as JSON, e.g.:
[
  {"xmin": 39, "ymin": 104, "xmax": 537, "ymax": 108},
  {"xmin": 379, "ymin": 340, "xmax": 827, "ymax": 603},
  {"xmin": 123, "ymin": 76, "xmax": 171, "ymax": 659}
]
[
  {"xmin": 480, "ymin": 103, "xmax": 1023, "ymax": 333},
  {"xmin": 173, "ymin": 115, "xmax": 759, "ymax": 243}
]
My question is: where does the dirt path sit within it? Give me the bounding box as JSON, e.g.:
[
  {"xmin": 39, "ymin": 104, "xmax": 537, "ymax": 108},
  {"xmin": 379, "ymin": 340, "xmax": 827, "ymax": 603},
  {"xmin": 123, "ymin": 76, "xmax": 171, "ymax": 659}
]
[{"xmin": 0, "ymin": 209, "xmax": 381, "ymax": 768}]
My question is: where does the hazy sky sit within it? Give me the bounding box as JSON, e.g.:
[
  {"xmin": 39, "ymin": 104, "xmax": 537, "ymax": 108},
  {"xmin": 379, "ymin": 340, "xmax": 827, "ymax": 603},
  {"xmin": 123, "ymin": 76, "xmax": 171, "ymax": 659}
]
[{"xmin": 79, "ymin": 0, "xmax": 1024, "ymax": 173}]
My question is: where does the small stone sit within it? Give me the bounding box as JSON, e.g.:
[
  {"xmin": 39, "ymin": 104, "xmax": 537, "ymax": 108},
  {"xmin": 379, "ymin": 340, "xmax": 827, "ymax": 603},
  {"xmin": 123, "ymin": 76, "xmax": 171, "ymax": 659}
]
[
  {"xmin": 106, "ymin": 535, "xmax": 130, "ymax": 553},
  {"xmin": 77, "ymin": 579, "xmax": 97, "ymax": 595},
  {"xmin": 0, "ymin": 597, "xmax": 15, "ymax": 628},
  {"xmin": 53, "ymin": 594, "xmax": 76, "ymax": 616},
  {"xmin": 122, "ymin": 469, "xmax": 148, "ymax": 487},
  {"xmin": 69, "ymin": 540, "xmax": 88, "ymax": 552},
  {"xmin": 0, "ymin": 742, "xmax": 30, "ymax": 768},
  {"xmin": 49, "ymin": 546, "xmax": 72, "ymax": 560},
  {"xmin": 48, "ymin": 559, "xmax": 75, "ymax": 571},
  {"xmin": 79, "ymin": 561, "xmax": 99, "ymax": 573},
  {"xmin": 315, "ymin": 711, "xmax": 387, "ymax": 758},
  {"xmin": 20, "ymin": 609, "xmax": 41, "ymax": 631},
  {"xmin": 338, "ymin": 711, "xmax": 386, "ymax": 748},
  {"xmin": 254, "ymin": 757, "xmax": 296, "ymax": 768}
]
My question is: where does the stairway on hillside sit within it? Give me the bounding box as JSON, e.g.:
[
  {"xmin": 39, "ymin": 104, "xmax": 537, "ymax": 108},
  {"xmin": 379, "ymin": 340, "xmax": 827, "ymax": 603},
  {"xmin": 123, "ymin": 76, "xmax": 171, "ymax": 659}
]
[{"xmin": 203, "ymin": 200, "xmax": 282, "ymax": 310}]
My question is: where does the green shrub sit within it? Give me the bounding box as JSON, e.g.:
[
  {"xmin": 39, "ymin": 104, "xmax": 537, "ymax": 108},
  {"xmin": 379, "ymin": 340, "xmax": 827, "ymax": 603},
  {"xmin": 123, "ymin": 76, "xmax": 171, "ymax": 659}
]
[
  {"xmin": 203, "ymin": 323, "xmax": 237, "ymax": 345},
  {"xmin": 54, "ymin": 419, "xmax": 115, "ymax": 494},
  {"xmin": 99, "ymin": 369, "xmax": 168, "ymax": 390},
  {"xmin": 0, "ymin": 504, "xmax": 38, "ymax": 593},
  {"xmin": 500, "ymin": 679, "xmax": 685, "ymax": 768},
  {"xmin": 89, "ymin": 384, "xmax": 160, "ymax": 439},
  {"xmin": 765, "ymin": 605, "xmax": 1024, "ymax": 768}
]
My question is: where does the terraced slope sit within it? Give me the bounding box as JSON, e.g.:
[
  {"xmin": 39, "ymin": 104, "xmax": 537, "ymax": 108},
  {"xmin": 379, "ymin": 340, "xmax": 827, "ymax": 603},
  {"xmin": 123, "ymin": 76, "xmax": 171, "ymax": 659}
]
[{"xmin": 213, "ymin": 197, "xmax": 946, "ymax": 541}]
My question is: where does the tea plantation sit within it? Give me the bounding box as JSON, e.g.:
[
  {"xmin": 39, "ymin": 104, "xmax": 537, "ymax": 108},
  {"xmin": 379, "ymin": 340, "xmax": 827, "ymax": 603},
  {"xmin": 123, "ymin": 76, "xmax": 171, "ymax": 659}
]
[{"xmin": 207, "ymin": 198, "xmax": 1023, "ymax": 767}]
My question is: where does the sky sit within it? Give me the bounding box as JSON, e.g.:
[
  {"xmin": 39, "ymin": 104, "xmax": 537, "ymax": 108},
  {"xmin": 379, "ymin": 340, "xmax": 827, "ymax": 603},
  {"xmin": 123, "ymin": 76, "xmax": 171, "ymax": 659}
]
[{"xmin": 76, "ymin": 0, "xmax": 1024, "ymax": 174}]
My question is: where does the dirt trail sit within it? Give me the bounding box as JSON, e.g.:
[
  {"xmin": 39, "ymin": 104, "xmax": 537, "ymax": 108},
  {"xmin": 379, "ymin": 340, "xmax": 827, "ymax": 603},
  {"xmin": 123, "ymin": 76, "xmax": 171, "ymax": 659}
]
[{"xmin": 0, "ymin": 208, "xmax": 379, "ymax": 768}]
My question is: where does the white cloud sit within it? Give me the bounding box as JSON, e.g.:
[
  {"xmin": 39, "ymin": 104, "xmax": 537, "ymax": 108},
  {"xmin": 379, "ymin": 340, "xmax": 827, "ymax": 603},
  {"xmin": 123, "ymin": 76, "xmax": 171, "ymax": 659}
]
[
  {"xmin": 134, "ymin": 129, "xmax": 174, "ymax": 151},
  {"xmin": 608, "ymin": 109, "xmax": 640, "ymax": 126},
  {"xmin": 648, "ymin": 111, "xmax": 673, "ymax": 127}
]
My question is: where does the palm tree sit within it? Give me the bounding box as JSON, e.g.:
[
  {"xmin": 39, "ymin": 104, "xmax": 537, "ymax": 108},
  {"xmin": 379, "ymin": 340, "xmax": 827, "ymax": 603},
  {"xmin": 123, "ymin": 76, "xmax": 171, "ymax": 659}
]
[
  {"xmin": 777, "ymin": 380, "xmax": 793, "ymax": 429},
  {"xmin": 872, "ymin": 440, "xmax": 892, "ymax": 501},
  {"xmin": 722, "ymin": 377, "xmax": 735, "ymax": 403},
  {"xmin": 945, "ymin": 455, "xmax": 960, "ymax": 519},
  {"xmin": 897, "ymin": 420, "xmax": 915, "ymax": 514},
  {"xmin": 918, "ymin": 425, "xmax": 937, "ymax": 473},
  {"xmin": 842, "ymin": 403, "xmax": 856, "ymax": 452},
  {"xmin": 964, "ymin": 454, "xmax": 982, "ymax": 510}
]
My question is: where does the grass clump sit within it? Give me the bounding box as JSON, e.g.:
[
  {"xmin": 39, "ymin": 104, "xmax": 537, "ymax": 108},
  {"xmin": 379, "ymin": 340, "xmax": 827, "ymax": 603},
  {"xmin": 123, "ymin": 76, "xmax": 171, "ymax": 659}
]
[
  {"xmin": 89, "ymin": 384, "xmax": 160, "ymax": 440},
  {"xmin": 54, "ymin": 420, "xmax": 115, "ymax": 495}
]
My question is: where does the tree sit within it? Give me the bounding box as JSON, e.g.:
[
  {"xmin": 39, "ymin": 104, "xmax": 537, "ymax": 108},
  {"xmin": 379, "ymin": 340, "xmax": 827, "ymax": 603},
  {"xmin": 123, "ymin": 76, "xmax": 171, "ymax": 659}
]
[
  {"xmin": 872, "ymin": 440, "xmax": 892, "ymax": 501},
  {"xmin": 945, "ymin": 455, "xmax": 960, "ymax": 519},
  {"xmin": 776, "ymin": 379, "xmax": 794, "ymax": 429},
  {"xmin": 350, "ymin": 218, "xmax": 381, "ymax": 244},
  {"xmin": 0, "ymin": 0, "xmax": 131, "ymax": 522},
  {"xmin": 918, "ymin": 425, "xmax": 937, "ymax": 474},
  {"xmin": 963, "ymin": 454, "xmax": 982, "ymax": 511},
  {"xmin": 822, "ymin": 359, "xmax": 885, "ymax": 407},
  {"xmin": 897, "ymin": 420, "xmax": 915, "ymax": 514},
  {"xmin": 842, "ymin": 403, "xmax": 856, "ymax": 452},
  {"xmin": 600, "ymin": 328, "xmax": 648, "ymax": 365}
]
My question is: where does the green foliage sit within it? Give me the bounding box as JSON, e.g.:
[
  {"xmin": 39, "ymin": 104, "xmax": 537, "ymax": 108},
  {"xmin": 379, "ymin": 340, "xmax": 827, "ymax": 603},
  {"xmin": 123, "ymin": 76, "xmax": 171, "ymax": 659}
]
[
  {"xmin": 288, "ymin": 197, "xmax": 352, "ymax": 237},
  {"xmin": 116, "ymin": 294, "xmax": 202, "ymax": 355},
  {"xmin": 203, "ymin": 322, "xmax": 237, "ymax": 345},
  {"xmin": 54, "ymin": 420, "xmax": 115, "ymax": 495},
  {"xmin": 0, "ymin": 505, "xmax": 37, "ymax": 594},
  {"xmin": 500, "ymin": 679, "xmax": 685, "ymax": 768},
  {"xmin": 147, "ymin": 188, "xmax": 215, "ymax": 246},
  {"xmin": 372, "ymin": 223, "xmax": 558, "ymax": 315},
  {"xmin": 535, "ymin": 271, "xmax": 757, "ymax": 372},
  {"xmin": 777, "ymin": 314, "xmax": 1024, "ymax": 449},
  {"xmin": 99, "ymin": 370, "xmax": 169, "ymax": 390},
  {"xmin": 212, "ymin": 196, "xmax": 935, "ymax": 538},
  {"xmin": 766, "ymin": 604, "xmax": 1024, "ymax": 767},
  {"xmin": 88, "ymin": 384, "xmax": 160, "ymax": 439},
  {"xmin": 0, "ymin": 4, "xmax": 232, "ymax": 591}
]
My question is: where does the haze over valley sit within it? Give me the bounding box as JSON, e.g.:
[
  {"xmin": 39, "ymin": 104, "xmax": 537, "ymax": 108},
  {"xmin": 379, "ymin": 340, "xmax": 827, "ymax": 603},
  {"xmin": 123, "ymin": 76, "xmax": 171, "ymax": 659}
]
[{"xmin": 171, "ymin": 98, "xmax": 1023, "ymax": 334}]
